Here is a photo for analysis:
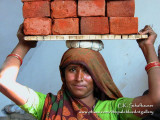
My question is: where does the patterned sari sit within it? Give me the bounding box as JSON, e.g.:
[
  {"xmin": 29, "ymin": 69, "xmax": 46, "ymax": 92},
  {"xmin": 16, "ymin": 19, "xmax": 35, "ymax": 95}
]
[{"xmin": 42, "ymin": 48, "xmax": 123, "ymax": 120}]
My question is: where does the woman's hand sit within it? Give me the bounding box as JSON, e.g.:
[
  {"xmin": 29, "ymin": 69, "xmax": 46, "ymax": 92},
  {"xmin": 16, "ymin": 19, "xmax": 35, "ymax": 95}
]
[
  {"xmin": 17, "ymin": 24, "xmax": 37, "ymax": 48},
  {"xmin": 137, "ymin": 25, "xmax": 157, "ymax": 49}
]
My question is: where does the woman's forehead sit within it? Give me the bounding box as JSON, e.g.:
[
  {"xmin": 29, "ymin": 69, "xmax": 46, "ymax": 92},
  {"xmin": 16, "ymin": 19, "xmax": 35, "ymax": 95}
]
[{"xmin": 66, "ymin": 64, "xmax": 86, "ymax": 69}]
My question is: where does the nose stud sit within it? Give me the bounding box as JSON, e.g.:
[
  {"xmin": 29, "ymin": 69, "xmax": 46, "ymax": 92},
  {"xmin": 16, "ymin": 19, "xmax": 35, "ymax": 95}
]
[{"xmin": 81, "ymin": 78, "xmax": 84, "ymax": 81}]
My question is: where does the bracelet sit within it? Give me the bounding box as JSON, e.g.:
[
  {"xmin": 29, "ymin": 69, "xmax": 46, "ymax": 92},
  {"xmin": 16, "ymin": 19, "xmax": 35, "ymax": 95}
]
[
  {"xmin": 7, "ymin": 54, "xmax": 23, "ymax": 65},
  {"xmin": 145, "ymin": 61, "xmax": 160, "ymax": 72}
]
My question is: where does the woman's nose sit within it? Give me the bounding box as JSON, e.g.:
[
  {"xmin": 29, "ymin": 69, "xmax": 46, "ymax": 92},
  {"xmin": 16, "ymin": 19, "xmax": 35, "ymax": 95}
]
[{"xmin": 76, "ymin": 69, "xmax": 84, "ymax": 81}]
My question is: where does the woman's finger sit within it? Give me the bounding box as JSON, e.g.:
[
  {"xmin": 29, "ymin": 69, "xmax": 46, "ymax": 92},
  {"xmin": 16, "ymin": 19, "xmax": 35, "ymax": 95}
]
[
  {"xmin": 17, "ymin": 24, "xmax": 24, "ymax": 37},
  {"xmin": 139, "ymin": 25, "xmax": 153, "ymax": 33},
  {"xmin": 19, "ymin": 24, "xmax": 24, "ymax": 31},
  {"xmin": 144, "ymin": 25, "xmax": 152, "ymax": 30},
  {"xmin": 139, "ymin": 28, "xmax": 155, "ymax": 36},
  {"xmin": 139, "ymin": 29, "xmax": 150, "ymax": 35}
]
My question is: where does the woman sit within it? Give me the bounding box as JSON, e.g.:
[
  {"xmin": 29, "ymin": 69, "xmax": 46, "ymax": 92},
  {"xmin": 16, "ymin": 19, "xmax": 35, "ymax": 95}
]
[{"xmin": 0, "ymin": 25, "xmax": 160, "ymax": 120}]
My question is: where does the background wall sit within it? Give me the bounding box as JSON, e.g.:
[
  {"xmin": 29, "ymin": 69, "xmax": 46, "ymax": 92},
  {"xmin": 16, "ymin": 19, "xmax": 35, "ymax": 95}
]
[{"xmin": 0, "ymin": 0, "xmax": 160, "ymax": 117}]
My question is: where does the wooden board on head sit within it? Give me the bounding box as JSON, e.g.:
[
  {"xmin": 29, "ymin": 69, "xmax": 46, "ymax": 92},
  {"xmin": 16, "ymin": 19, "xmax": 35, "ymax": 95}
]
[{"xmin": 24, "ymin": 34, "xmax": 148, "ymax": 41}]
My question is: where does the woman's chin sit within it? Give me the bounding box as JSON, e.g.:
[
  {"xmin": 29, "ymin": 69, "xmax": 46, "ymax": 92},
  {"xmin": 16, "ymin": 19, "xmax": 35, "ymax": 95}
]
[{"xmin": 71, "ymin": 92, "xmax": 86, "ymax": 99}]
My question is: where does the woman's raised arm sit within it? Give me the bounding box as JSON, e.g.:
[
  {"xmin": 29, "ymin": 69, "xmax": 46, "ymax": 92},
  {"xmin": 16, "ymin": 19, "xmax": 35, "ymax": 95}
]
[
  {"xmin": 132, "ymin": 25, "xmax": 160, "ymax": 117},
  {"xmin": 0, "ymin": 24, "xmax": 37, "ymax": 105}
]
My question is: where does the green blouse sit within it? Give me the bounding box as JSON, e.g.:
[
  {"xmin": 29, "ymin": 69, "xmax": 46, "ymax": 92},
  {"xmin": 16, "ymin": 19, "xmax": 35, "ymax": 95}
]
[{"xmin": 19, "ymin": 89, "xmax": 141, "ymax": 120}]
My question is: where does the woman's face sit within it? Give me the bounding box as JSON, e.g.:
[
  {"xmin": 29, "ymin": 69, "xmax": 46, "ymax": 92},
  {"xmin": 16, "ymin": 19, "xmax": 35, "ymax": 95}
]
[{"xmin": 65, "ymin": 64, "xmax": 94, "ymax": 99}]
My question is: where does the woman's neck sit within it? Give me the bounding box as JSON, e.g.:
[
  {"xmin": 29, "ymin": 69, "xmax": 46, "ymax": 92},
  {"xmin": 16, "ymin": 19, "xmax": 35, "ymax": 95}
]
[{"xmin": 80, "ymin": 95, "xmax": 96, "ymax": 109}]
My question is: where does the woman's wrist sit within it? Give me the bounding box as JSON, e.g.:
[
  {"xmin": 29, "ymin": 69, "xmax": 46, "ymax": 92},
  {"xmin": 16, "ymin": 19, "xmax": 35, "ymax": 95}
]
[
  {"xmin": 17, "ymin": 42, "xmax": 32, "ymax": 50},
  {"xmin": 11, "ymin": 42, "xmax": 31, "ymax": 60},
  {"xmin": 141, "ymin": 44, "xmax": 159, "ymax": 63},
  {"xmin": 140, "ymin": 43, "xmax": 154, "ymax": 50},
  {"xmin": 4, "ymin": 43, "xmax": 30, "ymax": 66}
]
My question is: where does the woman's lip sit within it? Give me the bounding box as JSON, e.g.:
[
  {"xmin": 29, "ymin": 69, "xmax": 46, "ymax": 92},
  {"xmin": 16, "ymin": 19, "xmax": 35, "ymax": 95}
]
[{"xmin": 74, "ymin": 85, "xmax": 86, "ymax": 89}]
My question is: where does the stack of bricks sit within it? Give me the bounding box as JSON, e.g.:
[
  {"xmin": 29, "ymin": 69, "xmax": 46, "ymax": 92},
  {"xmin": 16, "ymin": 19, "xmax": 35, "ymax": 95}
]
[{"xmin": 22, "ymin": 0, "xmax": 138, "ymax": 35}]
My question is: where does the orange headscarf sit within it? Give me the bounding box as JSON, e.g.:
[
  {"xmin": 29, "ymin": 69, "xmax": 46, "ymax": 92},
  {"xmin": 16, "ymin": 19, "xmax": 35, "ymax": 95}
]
[{"xmin": 60, "ymin": 48, "xmax": 123, "ymax": 100}]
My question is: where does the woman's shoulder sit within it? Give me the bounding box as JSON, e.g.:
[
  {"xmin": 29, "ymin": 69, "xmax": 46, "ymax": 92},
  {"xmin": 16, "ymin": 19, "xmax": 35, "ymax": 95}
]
[
  {"xmin": 94, "ymin": 97, "xmax": 134, "ymax": 113},
  {"xmin": 94, "ymin": 97, "xmax": 141, "ymax": 120},
  {"xmin": 97, "ymin": 97, "xmax": 134, "ymax": 106}
]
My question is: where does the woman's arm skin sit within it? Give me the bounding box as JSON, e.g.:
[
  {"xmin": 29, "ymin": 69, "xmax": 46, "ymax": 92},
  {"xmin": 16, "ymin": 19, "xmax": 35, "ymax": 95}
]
[
  {"xmin": 0, "ymin": 24, "xmax": 37, "ymax": 105},
  {"xmin": 132, "ymin": 25, "xmax": 160, "ymax": 117}
]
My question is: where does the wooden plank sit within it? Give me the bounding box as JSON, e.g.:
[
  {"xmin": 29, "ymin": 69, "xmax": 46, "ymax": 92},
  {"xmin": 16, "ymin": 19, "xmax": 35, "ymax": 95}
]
[
  {"xmin": 43, "ymin": 36, "xmax": 51, "ymax": 41},
  {"xmin": 122, "ymin": 35, "xmax": 129, "ymax": 39},
  {"xmin": 89, "ymin": 35, "xmax": 96, "ymax": 39},
  {"xmin": 115, "ymin": 35, "xmax": 121, "ymax": 39},
  {"xmin": 69, "ymin": 36, "xmax": 77, "ymax": 40},
  {"xmin": 50, "ymin": 35, "xmax": 56, "ymax": 40},
  {"xmin": 81, "ymin": 35, "xmax": 90, "ymax": 40},
  {"xmin": 24, "ymin": 34, "xmax": 149, "ymax": 41},
  {"xmin": 108, "ymin": 35, "xmax": 115, "ymax": 39},
  {"xmin": 101, "ymin": 35, "xmax": 109, "ymax": 39},
  {"xmin": 95, "ymin": 35, "xmax": 102, "ymax": 39},
  {"xmin": 141, "ymin": 35, "xmax": 148, "ymax": 39}
]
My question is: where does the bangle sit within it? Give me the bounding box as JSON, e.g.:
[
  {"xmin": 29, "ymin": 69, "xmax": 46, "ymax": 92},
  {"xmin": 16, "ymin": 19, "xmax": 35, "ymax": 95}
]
[
  {"xmin": 145, "ymin": 61, "xmax": 160, "ymax": 72},
  {"xmin": 7, "ymin": 54, "xmax": 23, "ymax": 65}
]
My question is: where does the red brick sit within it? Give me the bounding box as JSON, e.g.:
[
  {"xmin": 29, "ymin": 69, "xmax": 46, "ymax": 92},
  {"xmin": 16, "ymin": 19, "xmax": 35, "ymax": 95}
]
[
  {"xmin": 22, "ymin": 0, "xmax": 50, "ymax": 2},
  {"xmin": 78, "ymin": 0, "xmax": 105, "ymax": 17},
  {"xmin": 109, "ymin": 17, "xmax": 138, "ymax": 34},
  {"xmin": 81, "ymin": 17, "xmax": 109, "ymax": 35},
  {"xmin": 24, "ymin": 18, "xmax": 52, "ymax": 35},
  {"xmin": 107, "ymin": 0, "xmax": 135, "ymax": 17},
  {"xmin": 23, "ymin": 1, "xmax": 50, "ymax": 18},
  {"xmin": 52, "ymin": 18, "xmax": 79, "ymax": 35},
  {"xmin": 51, "ymin": 1, "xmax": 77, "ymax": 19}
]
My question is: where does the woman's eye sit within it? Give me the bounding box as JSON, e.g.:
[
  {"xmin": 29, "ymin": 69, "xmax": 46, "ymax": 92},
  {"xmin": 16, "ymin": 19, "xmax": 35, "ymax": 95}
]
[
  {"xmin": 69, "ymin": 68, "xmax": 76, "ymax": 72},
  {"xmin": 83, "ymin": 69, "xmax": 89, "ymax": 74}
]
